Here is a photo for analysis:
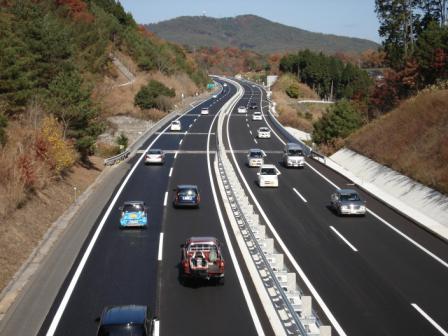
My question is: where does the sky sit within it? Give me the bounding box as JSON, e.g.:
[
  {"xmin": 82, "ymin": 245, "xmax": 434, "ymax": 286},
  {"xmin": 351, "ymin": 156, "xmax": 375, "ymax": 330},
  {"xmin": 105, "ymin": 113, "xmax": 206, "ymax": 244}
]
[{"xmin": 119, "ymin": 0, "xmax": 381, "ymax": 43}]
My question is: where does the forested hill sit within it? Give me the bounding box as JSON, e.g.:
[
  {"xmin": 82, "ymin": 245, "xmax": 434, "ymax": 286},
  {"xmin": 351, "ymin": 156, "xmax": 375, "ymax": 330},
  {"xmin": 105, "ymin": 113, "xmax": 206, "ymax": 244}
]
[
  {"xmin": 146, "ymin": 15, "xmax": 379, "ymax": 54},
  {"xmin": 0, "ymin": 0, "xmax": 206, "ymax": 156}
]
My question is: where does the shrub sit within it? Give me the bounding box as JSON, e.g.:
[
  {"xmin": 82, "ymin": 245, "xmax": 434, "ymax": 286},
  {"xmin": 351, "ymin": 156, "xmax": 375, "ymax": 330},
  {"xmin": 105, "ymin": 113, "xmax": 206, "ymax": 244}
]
[
  {"xmin": 0, "ymin": 114, "xmax": 8, "ymax": 146},
  {"xmin": 116, "ymin": 133, "xmax": 128, "ymax": 150},
  {"xmin": 134, "ymin": 80, "xmax": 175, "ymax": 111},
  {"xmin": 312, "ymin": 100, "xmax": 363, "ymax": 144},
  {"xmin": 286, "ymin": 83, "xmax": 300, "ymax": 99}
]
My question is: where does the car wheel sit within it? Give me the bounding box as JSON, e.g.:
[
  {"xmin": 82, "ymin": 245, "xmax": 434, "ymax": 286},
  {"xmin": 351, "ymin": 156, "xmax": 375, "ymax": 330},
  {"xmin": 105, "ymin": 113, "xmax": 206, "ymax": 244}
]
[{"xmin": 219, "ymin": 277, "xmax": 225, "ymax": 286}]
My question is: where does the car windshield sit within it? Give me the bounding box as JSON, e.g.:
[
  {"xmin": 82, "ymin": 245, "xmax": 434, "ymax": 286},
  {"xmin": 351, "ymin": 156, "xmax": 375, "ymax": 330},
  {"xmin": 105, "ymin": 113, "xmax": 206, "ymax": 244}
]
[
  {"xmin": 259, "ymin": 128, "xmax": 269, "ymax": 132},
  {"xmin": 261, "ymin": 168, "xmax": 276, "ymax": 175},
  {"xmin": 250, "ymin": 151, "xmax": 263, "ymax": 158},
  {"xmin": 98, "ymin": 324, "xmax": 146, "ymax": 336},
  {"xmin": 254, "ymin": 112, "xmax": 261, "ymax": 115},
  {"xmin": 178, "ymin": 189, "xmax": 197, "ymax": 196},
  {"xmin": 288, "ymin": 149, "xmax": 303, "ymax": 156},
  {"xmin": 172, "ymin": 121, "xmax": 179, "ymax": 125},
  {"xmin": 340, "ymin": 193, "xmax": 361, "ymax": 201},
  {"xmin": 148, "ymin": 149, "xmax": 161, "ymax": 155},
  {"xmin": 123, "ymin": 204, "xmax": 144, "ymax": 212}
]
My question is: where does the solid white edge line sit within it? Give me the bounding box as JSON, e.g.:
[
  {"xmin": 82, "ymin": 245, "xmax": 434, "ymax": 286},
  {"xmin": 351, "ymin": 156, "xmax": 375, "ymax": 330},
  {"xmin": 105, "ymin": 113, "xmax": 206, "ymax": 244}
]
[
  {"xmin": 168, "ymin": 167, "xmax": 173, "ymax": 177},
  {"xmin": 329, "ymin": 226, "xmax": 358, "ymax": 252},
  {"xmin": 163, "ymin": 191, "xmax": 168, "ymax": 207},
  {"xmin": 256, "ymin": 84, "xmax": 448, "ymax": 270},
  {"xmin": 228, "ymin": 81, "xmax": 348, "ymax": 336},
  {"xmin": 367, "ymin": 209, "xmax": 448, "ymax": 268},
  {"xmin": 45, "ymin": 101, "xmax": 200, "ymax": 336},
  {"xmin": 207, "ymin": 80, "xmax": 265, "ymax": 335},
  {"xmin": 153, "ymin": 319, "xmax": 160, "ymax": 336},
  {"xmin": 157, "ymin": 233, "xmax": 164, "ymax": 261},
  {"xmin": 412, "ymin": 303, "xmax": 448, "ymax": 336},
  {"xmin": 292, "ymin": 187, "xmax": 308, "ymax": 203}
]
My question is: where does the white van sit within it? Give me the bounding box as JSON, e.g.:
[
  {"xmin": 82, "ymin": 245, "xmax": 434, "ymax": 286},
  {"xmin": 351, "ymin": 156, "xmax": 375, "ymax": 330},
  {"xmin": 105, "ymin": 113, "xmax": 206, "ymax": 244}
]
[
  {"xmin": 257, "ymin": 164, "xmax": 280, "ymax": 187},
  {"xmin": 283, "ymin": 143, "xmax": 305, "ymax": 168}
]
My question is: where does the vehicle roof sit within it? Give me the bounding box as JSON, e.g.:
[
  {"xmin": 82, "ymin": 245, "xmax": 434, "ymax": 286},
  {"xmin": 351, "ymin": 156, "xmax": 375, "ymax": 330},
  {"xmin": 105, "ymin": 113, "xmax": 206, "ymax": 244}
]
[
  {"xmin": 239, "ymin": 106, "xmax": 246, "ymax": 108},
  {"xmin": 338, "ymin": 189, "xmax": 358, "ymax": 195},
  {"xmin": 260, "ymin": 164, "xmax": 276, "ymax": 169},
  {"xmin": 123, "ymin": 201, "xmax": 145, "ymax": 206},
  {"xmin": 286, "ymin": 142, "xmax": 302, "ymax": 148},
  {"xmin": 188, "ymin": 236, "xmax": 218, "ymax": 244},
  {"xmin": 101, "ymin": 305, "xmax": 147, "ymax": 325},
  {"xmin": 148, "ymin": 148, "xmax": 162, "ymax": 152},
  {"xmin": 177, "ymin": 184, "xmax": 198, "ymax": 189}
]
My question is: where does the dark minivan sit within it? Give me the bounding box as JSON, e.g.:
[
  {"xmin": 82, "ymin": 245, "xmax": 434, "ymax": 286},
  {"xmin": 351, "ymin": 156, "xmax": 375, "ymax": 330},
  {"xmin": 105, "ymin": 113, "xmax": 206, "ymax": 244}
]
[
  {"xmin": 97, "ymin": 305, "xmax": 157, "ymax": 336},
  {"xmin": 173, "ymin": 184, "xmax": 200, "ymax": 208}
]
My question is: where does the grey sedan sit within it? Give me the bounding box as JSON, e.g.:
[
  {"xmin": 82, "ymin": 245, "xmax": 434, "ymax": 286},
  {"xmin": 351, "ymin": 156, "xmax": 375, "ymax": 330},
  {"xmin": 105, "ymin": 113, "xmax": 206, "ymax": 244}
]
[{"xmin": 330, "ymin": 189, "xmax": 366, "ymax": 216}]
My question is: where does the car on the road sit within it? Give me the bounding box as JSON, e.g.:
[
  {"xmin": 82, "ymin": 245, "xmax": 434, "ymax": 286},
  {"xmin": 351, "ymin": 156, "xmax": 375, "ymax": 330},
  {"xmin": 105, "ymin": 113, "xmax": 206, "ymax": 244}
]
[
  {"xmin": 257, "ymin": 127, "xmax": 271, "ymax": 138},
  {"xmin": 119, "ymin": 201, "xmax": 148, "ymax": 229},
  {"xmin": 252, "ymin": 111, "xmax": 262, "ymax": 121},
  {"xmin": 246, "ymin": 148, "xmax": 266, "ymax": 167},
  {"xmin": 330, "ymin": 189, "xmax": 366, "ymax": 216},
  {"xmin": 257, "ymin": 164, "xmax": 280, "ymax": 187},
  {"xmin": 201, "ymin": 107, "xmax": 209, "ymax": 115},
  {"xmin": 173, "ymin": 185, "xmax": 200, "ymax": 208},
  {"xmin": 180, "ymin": 236, "xmax": 225, "ymax": 285},
  {"xmin": 96, "ymin": 305, "xmax": 157, "ymax": 336},
  {"xmin": 223, "ymin": 83, "xmax": 227, "ymax": 87},
  {"xmin": 237, "ymin": 106, "xmax": 247, "ymax": 113},
  {"xmin": 170, "ymin": 120, "xmax": 181, "ymax": 131},
  {"xmin": 282, "ymin": 143, "xmax": 305, "ymax": 168},
  {"xmin": 144, "ymin": 148, "xmax": 165, "ymax": 165},
  {"xmin": 249, "ymin": 102, "xmax": 258, "ymax": 110},
  {"xmin": 212, "ymin": 94, "xmax": 218, "ymax": 98}
]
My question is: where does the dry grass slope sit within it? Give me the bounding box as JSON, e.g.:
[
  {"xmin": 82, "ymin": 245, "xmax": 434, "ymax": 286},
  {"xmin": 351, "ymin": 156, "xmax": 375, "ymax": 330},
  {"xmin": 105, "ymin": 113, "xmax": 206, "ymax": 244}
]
[{"xmin": 346, "ymin": 89, "xmax": 448, "ymax": 195}]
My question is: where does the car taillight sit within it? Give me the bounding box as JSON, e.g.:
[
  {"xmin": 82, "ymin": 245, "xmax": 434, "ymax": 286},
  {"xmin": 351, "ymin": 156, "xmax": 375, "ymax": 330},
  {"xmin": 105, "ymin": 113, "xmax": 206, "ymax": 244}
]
[
  {"xmin": 183, "ymin": 260, "xmax": 189, "ymax": 271},
  {"xmin": 197, "ymin": 194, "xmax": 201, "ymax": 203},
  {"xmin": 219, "ymin": 260, "xmax": 225, "ymax": 270}
]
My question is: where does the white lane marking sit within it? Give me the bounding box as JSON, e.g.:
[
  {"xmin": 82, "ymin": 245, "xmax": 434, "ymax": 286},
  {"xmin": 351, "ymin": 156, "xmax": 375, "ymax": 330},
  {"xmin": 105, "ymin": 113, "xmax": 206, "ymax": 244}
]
[
  {"xmin": 412, "ymin": 303, "xmax": 448, "ymax": 336},
  {"xmin": 368, "ymin": 209, "xmax": 448, "ymax": 268},
  {"xmin": 174, "ymin": 151, "xmax": 178, "ymax": 159},
  {"xmin": 184, "ymin": 131, "xmax": 187, "ymax": 135},
  {"xmin": 247, "ymin": 123, "xmax": 250, "ymax": 127},
  {"xmin": 163, "ymin": 191, "xmax": 168, "ymax": 207},
  {"xmin": 153, "ymin": 319, "xmax": 160, "ymax": 336},
  {"xmin": 253, "ymin": 138, "xmax": 258, "ymax": 144},
  {"xmin": 226, "ymin": 82, "xmax": 348, "ymax": 336},
  {"xmin": 249, "ymin": 130, "xmax": 252, "ymax": 135},
  {"xmin": 207, "ymin": 89, "xmax": 265, "ymax": 335},
  {"xmin": 292, "ymin": 187, "xmax": 308, "ymax": 203},
  {"xmin": 179, "ymin": 139, "xmax": 183, "ymax": 145},
  {"xmin": 305, "ymin": 162, "xmax": 340, "ymax": 189},
  {"xmin": 157, "ymin": 233, "xmax": 164, "ymax": 261},
  {"xmin": 189, "ymin": 124, "xmax": 192, "ymax": 128},
  {"xmin": 168, "ymin": 167, "xmax": 173, "ymax": 177},
  {"xmin": 45, "ymin": 102, "xmax": 198, "ymax": 335},
  {"xmin": 329, "ymin": 226, "xmax": 358, "ymax": 252}
]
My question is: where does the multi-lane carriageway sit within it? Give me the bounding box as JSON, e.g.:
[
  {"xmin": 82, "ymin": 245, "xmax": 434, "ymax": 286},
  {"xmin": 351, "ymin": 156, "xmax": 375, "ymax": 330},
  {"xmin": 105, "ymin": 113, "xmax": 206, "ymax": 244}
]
[{"xmin": 15, "ymin": 79, "xmax": 448, "ymax": 336}]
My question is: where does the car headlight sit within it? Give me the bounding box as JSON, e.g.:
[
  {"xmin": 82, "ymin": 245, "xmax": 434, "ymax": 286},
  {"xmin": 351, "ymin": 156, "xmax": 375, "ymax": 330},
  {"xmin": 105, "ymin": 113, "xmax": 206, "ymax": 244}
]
[
  {"xmin": 341, "ymin": 205, "xmax": 349, "ymax": 210},
  {"xmin": 360, "ymin": 206, "xmax": 365, "ymax": 210}
]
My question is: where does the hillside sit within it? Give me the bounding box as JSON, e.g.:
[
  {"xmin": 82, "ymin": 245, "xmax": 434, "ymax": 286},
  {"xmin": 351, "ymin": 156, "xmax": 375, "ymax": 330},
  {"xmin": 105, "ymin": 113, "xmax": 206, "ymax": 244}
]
[
  {"xmin": 346, "ymin": 89, "xmax": 448, "ymax": 195},
  {"xmin": 146, "ymin": 15, "xmax": 379, "ymax": 54}
]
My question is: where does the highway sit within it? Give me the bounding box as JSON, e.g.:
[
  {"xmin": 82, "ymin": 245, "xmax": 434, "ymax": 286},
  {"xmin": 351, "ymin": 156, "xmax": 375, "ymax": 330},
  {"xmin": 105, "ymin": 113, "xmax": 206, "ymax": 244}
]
[
  {"xmin": 37, "ymin": 83, "xmax": 272, "ymax": 336},
  {"xmin": 222, "ymin": 80, "xmax": 448, "ymax": 336},
  {"xmin": 13, "ymin": 78, "xmax": 447, "ymax": 336}
]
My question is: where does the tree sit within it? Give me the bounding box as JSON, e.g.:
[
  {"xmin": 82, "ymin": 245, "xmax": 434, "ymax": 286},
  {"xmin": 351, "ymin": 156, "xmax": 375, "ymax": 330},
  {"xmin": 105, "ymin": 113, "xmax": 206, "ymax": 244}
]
[
  {"xmin": 134, "ymin": 80, "xmax": 175, "ymax": 110},
  {"xmin": 312, "ymin": 100, "xmax": 364, "ymax": 144}
]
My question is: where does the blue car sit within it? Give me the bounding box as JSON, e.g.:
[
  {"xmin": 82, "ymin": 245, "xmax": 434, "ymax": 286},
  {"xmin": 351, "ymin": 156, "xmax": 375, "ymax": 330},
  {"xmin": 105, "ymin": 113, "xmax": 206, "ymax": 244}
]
[{"xmin": 119, "ymin": 201, "xmax": 148, "ymax": 229}]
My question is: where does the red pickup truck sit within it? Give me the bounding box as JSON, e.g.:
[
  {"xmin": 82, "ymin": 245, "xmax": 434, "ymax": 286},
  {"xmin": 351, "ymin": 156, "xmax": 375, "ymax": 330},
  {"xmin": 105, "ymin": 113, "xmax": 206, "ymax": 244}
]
[{"xmin": 181, "ymin": 236, "xmax": 225, "ymax": 285}]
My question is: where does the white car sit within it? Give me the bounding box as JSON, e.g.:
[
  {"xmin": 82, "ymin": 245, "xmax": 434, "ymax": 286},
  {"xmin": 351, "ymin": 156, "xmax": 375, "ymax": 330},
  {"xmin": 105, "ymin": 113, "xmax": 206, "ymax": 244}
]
[
  {"xmin": 257, "ymin": 127, "xmax": 271, "ymax": 138},
  {"xmin": 223, "ymin": 83, "xmax": 227, "ymax": 87},
  {"xmin": 247, "ymin": 149, "xmax": 266, "ymax": 167},
  {"xmin": 257, "ymin": 164, "xmax": 280, "ymax": 187},
  {"xmin": 252, "ymin": 112, "xmax": 262, "ymax": 121},
  {"xmin": 201, "ymin": 108, "xmax": 209, "ymax": 115},
  {"xmin": 170, "ymin": 120, "xmax": 181, "ymax": 131},
  {"xmin": 212, "ymin": 94, "xmax": 218, "ymax": 98},
  {"xmin": 237, "ymin": 106, "xmax": 247, "ymax": 114},
  {"xmin": 145, "ymin": 148, "xmax": 165, "ymax": 165}
]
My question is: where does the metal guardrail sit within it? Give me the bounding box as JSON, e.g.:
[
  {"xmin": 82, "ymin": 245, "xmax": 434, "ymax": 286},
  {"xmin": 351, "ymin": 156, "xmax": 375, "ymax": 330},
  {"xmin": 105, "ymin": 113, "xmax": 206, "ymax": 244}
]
[
  {"xmin": 214, "ymin": 85, "xmax": 313, "ymax": 335},
  {"xmin": 104, "ymin": 150, "xmax": 130, "ymax": 166}
]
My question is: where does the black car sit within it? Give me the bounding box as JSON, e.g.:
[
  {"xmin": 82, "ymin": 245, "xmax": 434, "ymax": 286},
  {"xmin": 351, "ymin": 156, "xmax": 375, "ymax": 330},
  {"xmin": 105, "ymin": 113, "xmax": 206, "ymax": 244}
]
[
  {"xmin": 173, "ymin": 185, "xmax": 200, "ymax": 208},
  {"xmin": 96, "ymin": 305, "xmax": 157, "ymax": 336},
  {"xmin": 249, "ymin": 102, "xmax": 258, "ymax": 109}
]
